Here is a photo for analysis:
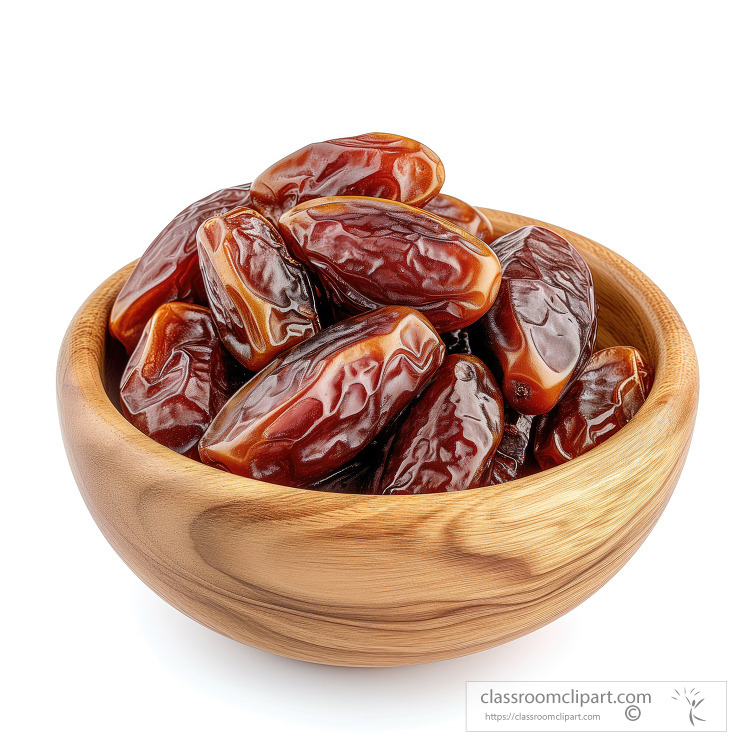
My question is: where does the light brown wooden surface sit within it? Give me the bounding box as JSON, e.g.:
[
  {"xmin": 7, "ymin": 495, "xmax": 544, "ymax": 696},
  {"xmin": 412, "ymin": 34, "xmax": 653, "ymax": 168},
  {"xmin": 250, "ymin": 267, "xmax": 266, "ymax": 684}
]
[{"xmin": 56, "ymin": 209, "xmax": 699, "ymax": 667}]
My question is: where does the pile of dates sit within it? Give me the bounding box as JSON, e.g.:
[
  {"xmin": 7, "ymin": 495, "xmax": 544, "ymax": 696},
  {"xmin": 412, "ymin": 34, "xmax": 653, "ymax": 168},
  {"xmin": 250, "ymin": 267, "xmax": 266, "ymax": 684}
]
[{"xmin": 110, "ymin": 132, "xmax": 653, "ymax": 494}]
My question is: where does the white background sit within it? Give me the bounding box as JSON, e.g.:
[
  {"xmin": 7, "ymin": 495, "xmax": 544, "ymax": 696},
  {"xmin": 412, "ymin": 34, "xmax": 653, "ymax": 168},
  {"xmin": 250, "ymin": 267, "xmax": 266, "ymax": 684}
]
[{"xmin": 2, "ymin": 1, "xmax": 748, "ymax": 748}]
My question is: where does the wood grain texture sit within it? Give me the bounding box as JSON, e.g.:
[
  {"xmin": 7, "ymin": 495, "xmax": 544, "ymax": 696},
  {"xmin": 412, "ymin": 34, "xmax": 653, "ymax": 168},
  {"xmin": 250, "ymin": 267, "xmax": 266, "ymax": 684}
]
[{"xmin": 56, "ymin": 209, "xmax": 699, "ymax": 667}]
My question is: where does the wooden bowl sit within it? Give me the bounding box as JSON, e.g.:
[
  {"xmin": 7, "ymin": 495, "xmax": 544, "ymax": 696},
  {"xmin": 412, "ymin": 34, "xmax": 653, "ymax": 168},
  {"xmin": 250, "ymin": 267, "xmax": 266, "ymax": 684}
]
[{"xmin": 57, "ymin": 208, "xmax": 699, "ymax": 667}]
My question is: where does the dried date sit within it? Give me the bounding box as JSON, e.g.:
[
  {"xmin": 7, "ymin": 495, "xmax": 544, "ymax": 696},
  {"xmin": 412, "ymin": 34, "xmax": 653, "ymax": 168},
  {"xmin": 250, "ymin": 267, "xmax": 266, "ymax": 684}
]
[
  {"xmin": 110, "ymin": 183, "xmax": 252, "ymax": 352},
  {"xmin": 249, "ymin": 132, "xmax": 445, "ymax": 225},
  {"xmin": 278, "ymin": 196, "xmax": 502, "ymax": 332},
  {"xmin": 199, "ymin": 306, "xmax": 445, "ymax": 487},
  {"xmin": 120, "ymin": 302, "xmax": 232, "ymax": 460},
  {"xmin": 196, "ymin": 207, "xmax": 320, "ymax": 371},
  {"xmin": 474, "ymin": 225, "xmax": 597, "ymax": 415},
  {"xmin": 422, "ymin": 193, "xmax": 493, "ymax": 242},
  {"xmin": 377, "ymin": 354, "xmax": 503, "ymax": 494},
  {"xmin": 534, "ymin": 346, "xmax": 653, "ymax": 468}
]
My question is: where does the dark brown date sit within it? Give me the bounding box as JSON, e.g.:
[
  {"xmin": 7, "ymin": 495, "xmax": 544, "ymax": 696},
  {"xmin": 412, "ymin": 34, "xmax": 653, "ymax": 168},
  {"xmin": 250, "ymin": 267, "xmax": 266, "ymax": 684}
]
[
  {"xmin": 488, "ymin": 407, "xmax": 537, "ymax": 484},
  {"xmin": 249, "ymin": 132, "xmax": 445, "ymax": 225},
  {"xmin": 474, "ymin": 225, "xmax": 597, "ymax": 415},
  {"xmin": 534, "ymin": 346, "xmax": 653, "ymax": 468},
  {"xmin": 110, "ymin": 183, "xmax": 252, "ymax": 353},
  {"xmin": 120, "ymin": 302, "xmax": 232, "ymax": 460},
  {"xmin": 278, "ymin": 196, "xmax": 502, "ymax": 333},
  {"xmin": 422, "ymin": 193, "xmax": 493, "ymax": 242},
  {"xmin": 199, "ymin": 306, "xmax": 445, "ymax": 487},
  {"xmin": 377, "ymin": 354, "xmax": 503, "ymax": 494},
  {"xmin": 196, "ymin": 206, "xmax": 320, "ymax": 371}
]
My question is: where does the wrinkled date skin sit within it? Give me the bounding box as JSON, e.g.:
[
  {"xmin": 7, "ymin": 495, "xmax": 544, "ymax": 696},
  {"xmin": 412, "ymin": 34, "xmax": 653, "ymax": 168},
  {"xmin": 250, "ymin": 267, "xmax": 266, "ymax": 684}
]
[
  {"xmin": 475, "ymin": 225, "xmax": 597, "ymax": 415},
  {"xmin": 199, "ymin": 306, "xmax": 445, "ymax": 487},
  {"xmin": 279, "ymin": 196, "xmax": 502, "ymax": 333},
  {"xmin": 488, "ymin": 407, "xmax": 537, "ymax": 484},
  {"xmin": 378, "ymin": 354, "xmax": 504, "ymax": 494},
  {"xmin": 196, "ymin": 207, "xmax": 320, "ymax": 371},
  {"xmin": 120, "ymin": 303, "xmax": 232, "ymax": 460},
  {"xmin": 534, "ymin": 346, "xmax": 653, "ymax": 469},
  {"xmin": 110, "ymin": 183, "xmax": 252, "ymax": 353},
  {"xmin": 422, "ymin": 193, "xmax": 494, "ymax": 242},
  {"xmin": 249, "ymin": 132, "xmax": 445, "ymax": 225}
]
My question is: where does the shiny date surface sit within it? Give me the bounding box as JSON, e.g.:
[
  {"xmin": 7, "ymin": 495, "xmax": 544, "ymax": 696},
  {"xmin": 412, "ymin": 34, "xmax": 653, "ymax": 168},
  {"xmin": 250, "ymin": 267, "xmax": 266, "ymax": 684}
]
[
  {"xmin": 110, "ymin": 183, "xmax": 252, "ymax": 353},
  {"xmin": 249, "ymin": 132, "xmax": 444, "ymax": 225},
  {"xmin": 199, "ymin": 306, "xmax": 445, "ymax": 487},
  {"xmin": 422, "ymin": 193, "xmax": 493, "ymax": 242},
  {"xmin": 378, "ymin": 354, "xmax": 503, "ymax": 494},
  {"xmin": 534, "ymin": 346, "xmax": 653, "ymax": 468},
  {"xmin": 475, "ymin": 225, "xmax": 597, "ymax": 415},
  {"xmin": 120, "ymin": 303, "xmax": 232, "ymax": 460},
  {"xmin": 279, "ymin": 196, "xmax": 502, "ymax": 333},
  {"xmin": 196, "ymin": 207, "xmax": 320, "ymax": 371}
]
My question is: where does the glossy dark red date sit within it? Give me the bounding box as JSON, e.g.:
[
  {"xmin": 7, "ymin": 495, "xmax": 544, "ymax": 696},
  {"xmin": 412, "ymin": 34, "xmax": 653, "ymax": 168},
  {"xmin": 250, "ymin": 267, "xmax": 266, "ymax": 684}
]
[
  {"xmin": 249, "ymin": 132, "xmax": 444, "ymax": 225},
  {"xmin": 422, "ymin": 193, "xmax": 493, "ymax": 242},
  {"xmin": 534, "ymin": 346, "xmax": 653, "ymax": 468},
  {"xmin": 474, "ymin": 225, "xmax": 597, "ymax": 415},
  {"xmin": 199, "ymin": 306, "xmax": 445, "ymax": 487},
  {"xmin": 377, "ymin": 354, "xmax": 503, "ymax": 494},
  {"xmin": 196, "ymin": 206, "xmax": 320, "ymax": 371},
  {"xmin": 278, "ymin": 196, "xmax": 502, "ymax": 333},
  {"xmin": 120, "ymin": 302, "xmax": 232, "ymax": 459},
  {"xmin": 110, "ymin": 183, "xmax": 252, "ymax": 352}
]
